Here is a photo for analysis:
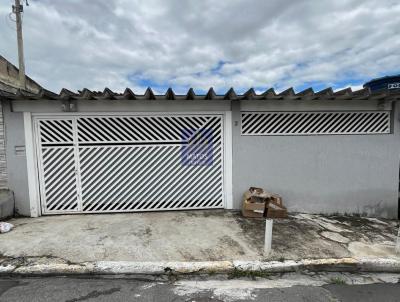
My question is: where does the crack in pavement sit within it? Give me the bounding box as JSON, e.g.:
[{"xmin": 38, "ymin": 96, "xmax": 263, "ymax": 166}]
[{"xmin": 65, "ymin": 288, "xmax": 121, "ymax": 302}]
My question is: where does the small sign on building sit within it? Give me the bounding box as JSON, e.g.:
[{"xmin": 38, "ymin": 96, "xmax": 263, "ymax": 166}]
[{"xmin": 388, "ymin": 83, "xmax": 400, "ymax": 89}]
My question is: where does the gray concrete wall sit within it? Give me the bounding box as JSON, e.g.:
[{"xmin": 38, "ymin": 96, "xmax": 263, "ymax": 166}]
[
  {"xmin": 232, "ymin": 100, "xmax": 400, "ymax": 218},
  {"xmin": 0, "ymin": 189, "xmax": 14, "ymax": 219},
  {"xmin": 2, "ymin": 102, "xmax": 30, "ymax": 216}
]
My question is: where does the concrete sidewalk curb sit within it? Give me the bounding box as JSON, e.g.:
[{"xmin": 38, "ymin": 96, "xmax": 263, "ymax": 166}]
[
  {"xmin": 1, "ymin": 257, "xmax": 400, "ymax": 276},
  {"xmin": 93, "ymin": 261, "xmax": 234, "ymax": 275}
]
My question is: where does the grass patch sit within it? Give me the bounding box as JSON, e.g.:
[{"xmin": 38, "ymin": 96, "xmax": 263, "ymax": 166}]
[
  {"xmin": 329, "ymin": 276, "xmax": 347, "ymax": 285},
  {"xmin": 228, "ymin": 268, "xmax": 271, "ymax": 280}
]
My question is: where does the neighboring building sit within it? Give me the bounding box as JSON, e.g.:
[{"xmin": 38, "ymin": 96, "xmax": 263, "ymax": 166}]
[
  {"xmin": 0, "ymin": 55, "xmax": 42, "ymax": 94},
  {"xmin": 0, "ymin": 86, "xmax": 399, "ymax": 218},
  {"xmin": 364, "ymin": 74, "xmax": 400, "ymax": 91},
  {"xmin": 0, "ymin": 56, "xmax": 42, "ymax": 190}
]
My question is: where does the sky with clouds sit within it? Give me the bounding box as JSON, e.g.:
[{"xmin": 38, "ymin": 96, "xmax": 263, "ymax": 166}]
[{"xmin": 1, "ymin": 0, "xmax": 400, "ymax": 94}]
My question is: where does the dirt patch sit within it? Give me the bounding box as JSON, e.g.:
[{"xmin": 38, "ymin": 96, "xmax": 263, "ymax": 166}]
[
  {"xmin": 234, "ymin": 214, "xmax": 352, "ymax": 260},
  {"xmin": 183, "ymin": 209, "xmax": 232, "ymax": 218},
  {"xmin": 130, "ymin": 226, "xmax": 153, "ymax": 239},
  {"xmin": 269, "ymin": 218, "xmax": 350, "ymax": 260},
  {"xmin": 320, "ymin": 231, "xmax": 350, "ymax": 244},
  {"xmin": 233, "ymin": 215, "xmax": 265, "ymax": 252},
  {"xmin": 218, "ymin": 235, "xmax": 246, "ymax": 256},
  {"xmin": 178, "ymin": 250, "xmax": 197, "ymax": 261},
  {"xmin": 171, "ymin": 215, "xmax": 185, "ymax": 223},
  {"xmin": 143, "ymin": 227, "xmax": 152, "ymax": 237},
  {"xmin": 327, "ymin": 215, "xmax": 398, "ymax": 242},
  {"xmin": 330, "ymin": 215, "xmax": 367, "ymax": 227}
]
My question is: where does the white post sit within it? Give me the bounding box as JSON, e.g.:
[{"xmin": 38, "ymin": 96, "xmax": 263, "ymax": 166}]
[
  {"xmin": 224, "ymin": 111, "xmax": 233, "ymax": 209},
  {"xmin": 264, "ymin": 219, "xmax": 273, "ymax": 255},
  {"xmin": 396, "ymin": 227, "xmax": 400, "ymax": 254},
  {"xmin": 13, "ymin": 0, "xmax": 26, "ymax": 89},
  {"xmin": 24, "ymin": 112, "xmax": 40, "ymax": 217}
]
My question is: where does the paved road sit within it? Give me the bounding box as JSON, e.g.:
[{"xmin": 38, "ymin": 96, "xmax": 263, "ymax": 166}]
[{"xmin": 0, "ymin": 277, "xmax": 399, "ymax": 301}]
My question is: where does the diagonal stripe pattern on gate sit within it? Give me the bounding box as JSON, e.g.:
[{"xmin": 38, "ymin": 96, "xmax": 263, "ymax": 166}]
[
  {"xmin": 39, "ymin": 119, "xmax": 74, "ymax": 143},
  {"xmin": 40, "ymin": 146, "xmax": 79, "ymax": 212},
  {"xmin": 36, "ymin": 114, "xmax": 225, "ymax": 214},
  {"xmin": 77, "ymin": 115, "xmax": 214, "ymax": 143},
  {"xmin": 78, "ymin": 116, "xmax": 224, "ymax": 212}
]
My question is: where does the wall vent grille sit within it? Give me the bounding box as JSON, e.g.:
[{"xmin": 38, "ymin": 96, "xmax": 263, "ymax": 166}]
[{"xmin": 241, "ymin": 111, "xmax": 391, "ymax": 136}]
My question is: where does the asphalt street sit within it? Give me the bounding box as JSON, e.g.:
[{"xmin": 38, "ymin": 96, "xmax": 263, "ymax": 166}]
[{"xmin": 0, "ymin": 276, "xmax": 400, "ymax": 302}]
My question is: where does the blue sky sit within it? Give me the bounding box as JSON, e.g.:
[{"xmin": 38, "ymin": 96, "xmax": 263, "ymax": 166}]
[{"xmin": 0, "ymin": 0, "xmax": 399, "ymax": 94}]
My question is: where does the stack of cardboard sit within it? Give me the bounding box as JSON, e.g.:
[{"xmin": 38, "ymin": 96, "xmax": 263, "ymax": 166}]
[
  {"xmin": 242, "ymin": 187, "xmax": 287, "ymax": 218},
  {"xmin": 241, "ymin": 187, "xmax": 271, "ymax": 218},
  {"xmin": 265, "ymin": 194, "xmax": 287, "ymax": 218}
]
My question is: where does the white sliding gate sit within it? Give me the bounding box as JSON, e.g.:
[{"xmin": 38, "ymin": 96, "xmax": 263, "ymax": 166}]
[{"xmin": 34, "ymin": 114, "xmax": 225, "ymax": 214}]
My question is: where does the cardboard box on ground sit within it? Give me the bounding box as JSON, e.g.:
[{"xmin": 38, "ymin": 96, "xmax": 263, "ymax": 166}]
[{"xmin": 242, "ymin": 187, "xmax": 288, "ymax": 218}]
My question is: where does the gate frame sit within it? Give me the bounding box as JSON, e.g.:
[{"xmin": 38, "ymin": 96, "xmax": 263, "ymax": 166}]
[{"xmin": 25, "ymin": 111, "xmax": 233, "ymax": 217}]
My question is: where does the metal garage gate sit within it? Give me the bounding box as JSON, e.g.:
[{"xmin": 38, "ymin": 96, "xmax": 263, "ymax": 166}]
[{"xmin": 34, "ymin": 114, "xmax": 225, "ymax": 214}]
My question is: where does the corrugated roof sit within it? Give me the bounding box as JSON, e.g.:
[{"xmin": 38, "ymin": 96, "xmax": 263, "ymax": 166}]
[
  {"xmin": 0, "ymin": 86, "xmax": 399, "ymax": 101},
  {"xmin": 0, "ymin": 55, "xmax": 43, "ymax": 94}
]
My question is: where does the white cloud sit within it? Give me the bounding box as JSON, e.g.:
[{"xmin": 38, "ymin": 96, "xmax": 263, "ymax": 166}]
[{"xmin": 0, "ymin": 0, "xmax": 399, "ymax": 93}]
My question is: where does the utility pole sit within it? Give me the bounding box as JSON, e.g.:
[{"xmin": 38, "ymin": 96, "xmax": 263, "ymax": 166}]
[{"xmin": 12, "ymin": 0, "xmax": 26, "ymax": 90}]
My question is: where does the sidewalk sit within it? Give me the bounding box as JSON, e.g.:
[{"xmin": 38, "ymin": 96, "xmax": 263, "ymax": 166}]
[{"xmin": 0, "ymin": 210, "xmax": 399, "ymax": 275}]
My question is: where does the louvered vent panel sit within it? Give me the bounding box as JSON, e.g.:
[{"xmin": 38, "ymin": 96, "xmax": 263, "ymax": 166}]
[{"xmin": 241, "ymin": 111, "xmax": 391, "ymax": 135}]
